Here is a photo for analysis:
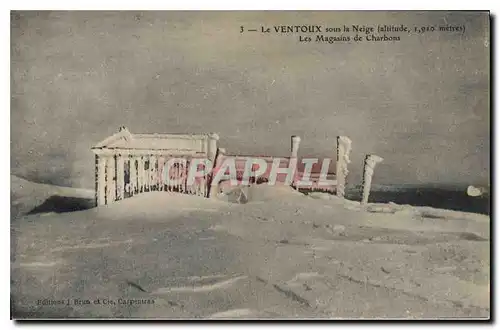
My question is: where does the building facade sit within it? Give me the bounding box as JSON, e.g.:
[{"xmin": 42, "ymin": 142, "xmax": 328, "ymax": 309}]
[
  {"xmin": 91, "ymin": 127, "xmax": 219, "ymax": 205},
  {"xmin": 91, "ymin": 127, "xmax": 354, "ymax": 205}
]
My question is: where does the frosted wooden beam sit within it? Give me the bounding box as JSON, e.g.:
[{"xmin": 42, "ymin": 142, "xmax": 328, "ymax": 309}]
[
  {"xmin": 133, "ymin": 133, "xmax": 213, "ymax": 140},
  {"xmin": 158, "ymin": 156, "xmax": 165, "ymax": 191},
  {"xmin": 92, "ymin": 148, "xmax": 208, "ymax": 157},
  {"xmin": 148, "ymin": 156, "xmax": 152, "ymax": 191},
  {"xmin": 361, "ymin": 154, "xmax": 384, "ymax": 205},
  {"xmin": 154, "ymin": 155, "xmax": 160, "ymax": 190},
  {"xmin": 106, "ymin": 155, "xmax": 117, "ymax": 204},
  {"xmin": 130, "ymin": 156, "xmax": 137, "ymax": 196},
  {"xmin": 208, "ymin": 133, "xmax": 220, "ymax": 163},
  {"xmin": 291, "ymin": 136, "xmax": 301, "ymax": 158},
  {"xmin": 290, "ymin": 136, "xmax": 301, "ymax": 188},
  {"xmin": 145, "ymin": 155, "xmax": 151, "ymax": 192},
  {"xmin": 336, "ymin": 136, "xmax": 352, "ymax": 198},
  {"xmin": 96, "ymin": 155, "xmax": 107, "ymax": 206},
  {"xmin": 138, "ymin": 156, "xmax": 144, "ymax": 193},
  {"xmin": 208, "ymin": 148, "xmax": 226, "ymax": 198},
  {"xmin": 116, "ymin": 154, "xmax": 125, "ymax": 200}
]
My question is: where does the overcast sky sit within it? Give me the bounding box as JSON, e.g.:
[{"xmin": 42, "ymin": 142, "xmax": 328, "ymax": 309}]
[{"xmin": 11, "ymin": 11, "xmax": 490, "ymax": 189}]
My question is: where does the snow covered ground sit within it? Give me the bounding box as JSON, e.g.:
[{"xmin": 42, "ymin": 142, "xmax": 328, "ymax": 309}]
[
  {"xmin": 11, "ymin": 179, "xmax": 490, "ymax": 319},
  {"xmin": 11, "ymin": 175, "xmax": 95, "ymax": 219}
]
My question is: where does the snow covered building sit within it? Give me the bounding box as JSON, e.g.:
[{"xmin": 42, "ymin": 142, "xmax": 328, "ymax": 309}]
[
  {"xmin": 91, "ymin": 127, "xmax": 219, "ymax": 206},
  {"xmin": 91, "ymin": 127, "xmax": 353, "ymax": 206}
]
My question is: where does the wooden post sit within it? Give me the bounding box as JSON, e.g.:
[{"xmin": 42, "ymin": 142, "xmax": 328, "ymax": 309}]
[
  {"xmin": 116, "ymin": 154, "xmax": 125, "ymax": 200},
  {"xmin": 106, "ymin": 154, "xmax": 117, "ymax": 203},
  {"xmin": 145, "ymin": 155, "xmax": 151, "ymax": 191},
  {"xmin": 151, "ymin": 155, "xmax": 158, "ymax": 191},
  {"xmin": 138, "ymin": 156, "xmax": 144, "ymax": 193},
  {"xmin": 182, "ymin": 160, "xmax": 187, "ymax": 193},
  {"xmin": 361, "ymin": 154, "xmax": 384, "ymax": 205},
  {"xmin": 129, "ymin": 155, "xmax": 137, "ymax": 196},
  {"xmin": 177, "ymin": 160, "xmax": 182, "ymax": 192},
  {"xmin": 134, "ymin": 156, "xmax": 139, "ymax": 194},
  {"xmin": 208, "ymin": 133, "xmax": 220, "ymax": 163},
  {"xmin": 208, "ymin": 148, "xmax": 226, "ymax": 198},
  {"xmin": 336, "ymin": 136, "xmax": 352, "ymax": 198},
  {"xmin": 291, "ymin": 135, "xmax": 301, "ymax": 158},
  {"xmin": 158, "ymin": 156, "xmax": 164, "ymax": 191},
  {"xmin": 144, "ymin": 156, "xmax": 149, "ymax": 192},
  {"xmin": 95, "ymin": 155, "xmax": 98, "ymax": 205},
  {"xmin": 96, "ymin": 155, "xmax": 107, "ymax": 206},
  {"xmin": 290, "ymin": 136, "xmax": 301, "ymax": 188}
]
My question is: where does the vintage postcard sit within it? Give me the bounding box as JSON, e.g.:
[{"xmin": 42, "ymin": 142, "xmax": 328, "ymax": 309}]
[{"xmin": 11, "ymin": 11, "xmax": 490, "ymax": 319}]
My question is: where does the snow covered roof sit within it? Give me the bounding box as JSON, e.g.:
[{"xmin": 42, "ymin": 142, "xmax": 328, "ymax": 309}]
[{"xmin": 91, "ymin": 127, "xmax": 217, "ymax": 155}]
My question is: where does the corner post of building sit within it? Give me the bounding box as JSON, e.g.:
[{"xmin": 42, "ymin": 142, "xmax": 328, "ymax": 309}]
[
  {"xmin": 290, "ymin": 136, "xmax": 301, "ymax": 188},
  {"xmin": 144, "ymin": 154, "xmax": 149, "ymax": 191},
  {"xmin": 150, "ymin": 154, "xmax": 155, "ymax": 191},
  {"xmin": 116, "ymin": 153, "xmax": 125, "ymax": 200},
  {"xmin": 129, "ymin": 155, "xmax": 136, "ymax": 195},
  {"xmin": 361, "ymin": 154, "xmax": 384, "ymax": 205},
  {"xmin": 336, "ymin": 136, "xmax": 352, "ymax": 198},
  {"xmin": 106, "ymin": 152, "xmax": 117, "ymax": 203},
  {"xmin": 94, "ymin": 153, "xmax": 107, "ymax": 206},
  {"xmin": 158, "ymin": 155, "xmax": 165, "ymax": 191},
  {"xmin": 138, "ymin": 155, "xmax": 144, "ymax": 193},
  {"xmin": 208, "ymin": 133, "xmax": 220, "ymax": 164},
  {"xmin": 208, "ymin": 147, "xmax": 226, "ymax": 198}
]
